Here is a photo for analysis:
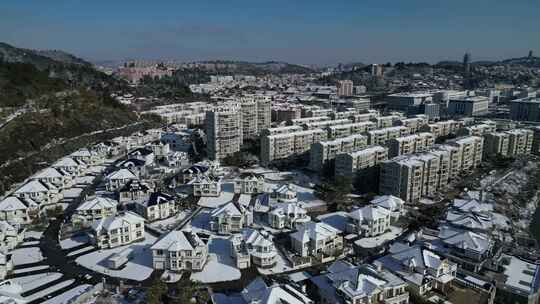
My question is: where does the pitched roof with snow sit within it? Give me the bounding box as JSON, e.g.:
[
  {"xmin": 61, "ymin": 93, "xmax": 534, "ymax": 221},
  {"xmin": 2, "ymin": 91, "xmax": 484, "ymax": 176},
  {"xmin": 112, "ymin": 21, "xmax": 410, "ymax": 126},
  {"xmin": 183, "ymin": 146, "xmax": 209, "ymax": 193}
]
[
  {"xmin": 438, "ymin": 226, "xmax": 491, "ymax": 254},
  {"xmin": 91, "ymin": 211, "xmax": 144, "ymax": 233},
  {"xmin": 291, "ymin": 222, "xmax": 340, "ymax": 242},
  {"xmin": 371, "ymin": 195, "xmax": 404, "ymax": 212},
  {"xmin": 106, "ymin": 168, "xmax": 138, "ymax": 180},
  {"xmin": 349, "ymin": 205, "xmax": 391, "ymax": 222},
  {"xmin": 241, "ymin": 277, "xmax": 313, "ymax": 304},
  {"xmin": 0, "ymin": 197, "xmax": 30, "ymax": 211},
  {"xmin": 151, "ymin": 229, "xmax": 205, "ymax": 251},
  {"xmin": 211, "ymin": 201, "xmax": 246, "ymax": 218},
  {"xmin": 14, "ymin": 180, "xmax": 55, "ymax": 194},
  {"xmin": 77, "ymin": 196, "xmax": 118, "ymax": 211}
]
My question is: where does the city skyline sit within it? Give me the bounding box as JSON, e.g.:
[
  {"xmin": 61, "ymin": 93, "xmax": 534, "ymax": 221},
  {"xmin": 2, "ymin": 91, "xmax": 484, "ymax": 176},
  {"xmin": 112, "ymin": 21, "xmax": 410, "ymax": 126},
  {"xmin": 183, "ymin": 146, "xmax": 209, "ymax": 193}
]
[{"xmin": 1, "ymin": 0, "xmax": 539, "ymax": 65}]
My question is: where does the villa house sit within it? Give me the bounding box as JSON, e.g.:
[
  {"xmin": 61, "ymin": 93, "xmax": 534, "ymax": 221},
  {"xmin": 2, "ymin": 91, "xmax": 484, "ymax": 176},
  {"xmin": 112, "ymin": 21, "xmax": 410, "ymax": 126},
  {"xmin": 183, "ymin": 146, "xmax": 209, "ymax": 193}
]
[
  {"xmin": 290, "ymin": 222, "xmax": 343, "ymax": 260},
  {"xmin": 190, "ymin": 174, "xmax": 221, "ymax": 197},
  {"xmin": 151, "ymin": 229, "xmax": 208, "ymax": 272},
  {"xmin": 230, "ymin": 229, "xmax": 278, "ymax": 269},
  {"xmin": 31, "ymin": 167, "xmax": 73, "ymax": 190},
  {"xmin": 127, "ymin": 147, "xmax": 155, "ymax": 165},
  {"xmin": 346, "ymin": 205, "xmax": 392, "ymax": 237},
  {"xmin": 70, "ymin": 148, "xmax": 103, "ymax": 165},
  {"xmin": 233, "ymin": 172, "xmax": 265, "ymax": 194},
  {"xmin": 210, "ymin": 201, "xmax": 253, "ymax": 234},
  {"xmin": 116, "ymin": 158, "xmax": 148, "ymax": 179},
  {"xmin": 377, "ymin": 243, "xmax": 457, "ymax": 295},
  {"xmin": 73, "ymin": 196, "xmax": 118, "ymax": 225},
  {"xmin": 270, "ymin": 184, "xmax": 298, "ymax": 203},
  {"xmin": 105, "ymin": 169, "xmax": 138, "ymax": 192},
  {"xmin": 118, "ymin": 180, "xmax": 152, "ymax": 204},
  {"xmin": 268, "ymin": 202, "xmax": 311, "ymax": 230},
  {"xmin": 13, "ymin": 180, "xmax": 62, "ymax": 209},
  {"xmin": 371, "ymin": 195, "xmax": 406, "ymax": 223},
  {"xmin": 89, "ymin": 211, "xmax": 145, "ymax": 249},
  {"xmin": 0, "ymin": 221, "xmax": 24, "ymax": 250},
  {"xmin": 310, "ymin": 260, "xmax": 410, "ymax": 304},
  {"xmin": 52, "ymin": 157, "xmax": 87, "ymax": 177},
  {"xmin": 0, "ymin": 196, "xmax": 35, "ymax": 224},
  {"xmin": 134, "ymin": 192, "xmax": 176, "ymax": 221},
  {"xmin": 213, "ymin": 277, "xmax": 314, "ymax": 304}
]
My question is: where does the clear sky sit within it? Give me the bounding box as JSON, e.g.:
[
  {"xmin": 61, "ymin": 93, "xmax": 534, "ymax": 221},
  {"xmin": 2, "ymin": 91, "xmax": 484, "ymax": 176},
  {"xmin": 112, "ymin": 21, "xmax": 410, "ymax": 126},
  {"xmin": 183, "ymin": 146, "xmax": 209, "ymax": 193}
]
[{"xmin": 1, "ymin": 0, "xmax": 538, "ymax": 65}]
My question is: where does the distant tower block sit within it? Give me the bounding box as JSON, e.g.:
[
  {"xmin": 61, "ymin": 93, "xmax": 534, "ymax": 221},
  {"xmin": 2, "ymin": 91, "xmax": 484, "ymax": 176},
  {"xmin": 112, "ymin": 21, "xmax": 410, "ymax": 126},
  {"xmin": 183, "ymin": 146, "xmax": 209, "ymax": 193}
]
[{"xmin": 463, "ymin": 52, "xmax": 471, "ymax": 74}]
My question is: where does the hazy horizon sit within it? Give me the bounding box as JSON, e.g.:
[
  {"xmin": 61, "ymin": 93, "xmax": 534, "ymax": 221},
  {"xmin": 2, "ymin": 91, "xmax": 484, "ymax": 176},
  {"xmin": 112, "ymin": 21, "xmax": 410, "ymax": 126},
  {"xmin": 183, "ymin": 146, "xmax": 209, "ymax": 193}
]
[{"xmin": 1, "ymin": 0, "xmax": 539, "ymax": 65}]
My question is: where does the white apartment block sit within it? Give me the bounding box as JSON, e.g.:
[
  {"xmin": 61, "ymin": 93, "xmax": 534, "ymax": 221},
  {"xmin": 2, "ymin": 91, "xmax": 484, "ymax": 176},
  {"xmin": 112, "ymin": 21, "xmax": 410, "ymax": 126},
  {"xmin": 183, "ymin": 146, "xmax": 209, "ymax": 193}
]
[
  {"xmin": 447, "ymin": 136, "xmax": 484, "ymax": 173},
  {"xmin": 90, "ymin": 211, "xmax": 145, "ymax": 249},
  {"xmin": 238, "ymin": 97, "xmax": 271, "ymax": 139},
  {"xmin": 325, "ymin": 121, "xmax": 375, "ymax": 139},
  {"xmin": 421, "ymin": 120, "xmax": 462, "ymax": 138},
  {"xmin": 380, "ymin": 157, "xmax": 426, "ymax": 203},
  {"xmin": 338, "ymin": 80, "xmax": 354, "ymax": 96},
  {"xmin": 302, "ymin": 119, "xmax": 351, "ymax": 130},
  {"xmin": 459, "ymin": 123, "xmax": 496, "ymax": 137},
  {"xmin": 435, "ymin": 144, "xmax": 463, "ymax": 179},
  {"xmin": 151, "ymin": 229, "xmax": 208, "ymax": 272},
  {"xmin": 367, "ymin": 126, "xmax": 409, "ymax": 145},
  {"xmin": 310, "ymin": 134, "xmax": 368, "ymax": 171},
  {"xmin": 335, "ymin": 145, "xmax": 388, "ymax": 178},
  {"xmin": 261, "ymin": 129, "xmax": 327, "ymax": 165},
  {"xmin": 506, "ymin": 129, "xmax": 534, "ymax": 156},
  {"xmin": 287, "ymin": 116, "xmax": 330, "ymax": 126},
  {"xmin": 306, "ymin": 108, "xmax": 333, "ymax": 118},
  {"xmin": 371, "ymin": 115, "xmax": 402, "ymax": 128},
  {"xmin": 388, "ymin": 132, "xmax": 435, "ymax": 157},
  {"xmin": 350, "ymin": 111, "xmax": 379, "ymax": 123},
  {"xmin": 329, "ymin": 110, "xmax": 357, "ymax": 120},
  {"xmin": 395, "ymin": 116, "xmax": 429, "ymax": 134},
  {"xmin": 206, "ymin": 104, "xmax": 243, "ymax": 160},
  {"xmin": 261, "ymin": 125, "xmax": 303, "ymax": 136},
  {"xmin": 484, "ymin": 132, "xmax": 510, "ymax": 157}
]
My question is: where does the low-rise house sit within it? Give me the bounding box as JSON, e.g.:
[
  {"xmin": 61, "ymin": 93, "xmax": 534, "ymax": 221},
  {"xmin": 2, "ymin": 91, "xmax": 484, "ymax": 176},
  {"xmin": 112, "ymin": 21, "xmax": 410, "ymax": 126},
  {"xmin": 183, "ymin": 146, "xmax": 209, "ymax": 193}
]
[
  {"xmin": 436, "ymin": 225, "xmax": 494, "ymax": 272},
  {"xmin": 268, "ymin": 202, "xmax": 311, "ymax": 229},
  {"xmin": 233, "ymin": 172, "xmax": 265, "ymax": 194},
  {"xmin": 445, "ymin": 210, "xmax": 493, "ymax": 232},
  {"xmin": 165, "ymin": 151, "xmax": 189, "ymax": 168},
  {"xmin": 73, "ymin": 196, "xmax": 118, "ymax": 225},
  {"xmin": 346, "ymin": 205, "xmax": 392, "ymax": 237},
  {"xmin": 89, "ymin": 211, "xmax": 145, "ymax": 249},
  {"xmin": 310, "ymin": 260, "xmax": 409, "ymax": 304},
  {"xmin": 290, "ymin": 222, "xmax": 343, "ymax": 259},
  {"xmin": 52, "ymin": 157, "xmax": 87, "ymax": 177},
  {"xmin": 0, "ymin": 221, "xmax": 24, "ymax": 250},
  {"xmin": 494, "ymin": 255, "xmax": 540, "ymax": 304},
  {"xmin": 70, "ymin": 148, "xmax": 102, "ymax": 165},
  {"xmin": 13, "ymin": 180, "xmax": 62, "ymax": 209},
  {"xmin": 134, "ymin": 192, "xmax": 176, "ymax": 221},
  {"xmin": 370, "ymin": 195, "xmax": 405, "ymax": 223},
  {"xmin": 210, "ymin": 201, "xmax": 253, "ymax": 234},
  {"xmin": 116, "ymin": 158, "xmax": 147, "ymax": 179},
  {"xmin": 151, "ymin": 229, "xmax": 208, "ymax": 272},
  {"xmin": 0, "ymin": 197, "xmax": 34, "ymax": 224},
  {"xmin": 127, "ymin": 147, "xmax": 155, "ymax": 165},
  {"xmin": 31, "ymin": 167, "xmax": 73, "ymax": 190},
  {"xmin": 105, "ymin": 169, "xmax": 138, "ymax": 192},
  {"xmin": 190, "ymin": 174, "xmax": 221, "ymax": 197},
  {"xmin": 270, "ymin": 184, "xmax": 298, "ymax": 203},
  {"xmin": 377, "ymin": 243, "xmax": 457, "ymax": 296},
  {"xmin": 213, "ymin": 277, "xmax": 314, "ymax": 304},
  {"xmin": 118, "ymin": 180, "xmax": 152, "ymax": 204},
  {"xmin": 230, "ymin": 229, "xmax": 278, "ymax": 269}
]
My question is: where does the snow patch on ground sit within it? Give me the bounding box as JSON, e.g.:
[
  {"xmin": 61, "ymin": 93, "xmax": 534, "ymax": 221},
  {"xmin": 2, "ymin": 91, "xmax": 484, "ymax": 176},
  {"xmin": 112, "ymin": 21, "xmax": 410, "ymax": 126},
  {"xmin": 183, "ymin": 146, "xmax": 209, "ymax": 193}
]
[
  {"xmin": 42, "ymin": 284, "xmax": 93, "ymax": 304},
  {"xmin": 12, "ymin": 265, "xmax": 49, "ymax": 274},
  {"xmin": 24, "ymin": 231, "xmax": 43, "ymax": 240},
  {"xmin": 60, "ymin": 235, "xmax": 90, "ymax": 250},
  {"xmin": 75, "ymin": 233, "xmax": 156, "ymax": 281},
  {"xmin": 198, "ymin": 183, "xmax": 235, "ymax": 208},
  {"xmin": 355, "ymin": 226, "xmax": 403, "ymax": 248},
  {"xmin": 190, "ymin": 237, "xmax": 240, "ymax": 283},
  {"xmin": 11, "ymin": 247, "xmax": 44, "ymax": 266}
]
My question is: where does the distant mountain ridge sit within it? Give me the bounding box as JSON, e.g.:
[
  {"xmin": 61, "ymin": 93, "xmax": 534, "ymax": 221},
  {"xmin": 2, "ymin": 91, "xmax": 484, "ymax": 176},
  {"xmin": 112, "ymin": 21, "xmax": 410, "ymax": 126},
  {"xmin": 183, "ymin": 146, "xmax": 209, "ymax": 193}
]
[{"xmin": 0, "ymin": 42, "xmax": 91, "ymax": 69}]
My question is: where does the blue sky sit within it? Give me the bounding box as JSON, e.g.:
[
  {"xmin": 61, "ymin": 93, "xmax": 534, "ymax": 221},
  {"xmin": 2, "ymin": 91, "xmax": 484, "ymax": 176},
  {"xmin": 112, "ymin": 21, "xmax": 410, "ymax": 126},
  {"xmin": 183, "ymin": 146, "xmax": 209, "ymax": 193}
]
[{"xmin": 1, "ymin": 0, "xmax": 538, "ymax": 65}]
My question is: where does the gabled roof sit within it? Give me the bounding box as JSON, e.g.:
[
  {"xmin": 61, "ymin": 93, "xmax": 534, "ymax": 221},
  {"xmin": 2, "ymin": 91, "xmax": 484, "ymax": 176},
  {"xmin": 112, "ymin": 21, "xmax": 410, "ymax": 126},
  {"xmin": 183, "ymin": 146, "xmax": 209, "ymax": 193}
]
[
  {"xmin": 145, "ymin": 192, "xmax": 174, "ymax": 207},
  {"xmin": 32, "ymin": 167, "xmax": 65, "ymax": 179},
  {"xmin": 53, "ymin": 157, "xmax": 84, "ymax": 167},
  {"xmin": 0, "ymin": 196, "xmax": 31, "ymax": 211},
  {"xmin": 151, "ymin": 229, "xmax": 205, "ymax": 251},
  {"xmin": 237, "ymin": 172, "xmax": 264, "ymax": 181},
  {"xmin": 290, "ymin": 222, "xmax": 339, "ymax": 242},
  {"xmin": 241, "ymin": 277, "xmax": 312, "ymax": 304},
  {"xmin": 128, "ymin": 147, "xmax": 154, "ymax": 156},
  {"xmin": 270, "ymin": 203, "xmax": 307, "ymax": 218},
  {"xmin": 106, "ymin": 168, "xmax": 137, "ymax": 180},
  {"xmin": 119, "ymin": 179, "xmax": 150, "ymax": 193},
  {"xmin": 349, "ymin": 205, "xmax": 391, "ymax": 222},
  {"xmin": 14, "ymin": 180, "xmax": 54, "ymax": 194},
  {"xmin": 241, "ymin": 229, "xmax": 274, "ymax": 248},
  {"xmin": 439, "ymin": 226, "xmax": 491, "ymax": 254},
  {"xmin": 117, "ymin": 158, "xmax": 146, "ymax": 168},
  {"xmin": 77, "ymin": 196, "xmax": 118, "ymax": 211},
  {"xmin": 453, "ymin": 199, "xmax": 493, "ymax": 214},
  {"xmin": 211, "ymin": 201, "xmax": 245, "ymax": 217},
  {"xmin": 371, "ymin": 195, "xmax": 404, "ymax": 212},
  {"xmin": 91, "ymin": 211, "xmax": 144, "ymax": 232}
]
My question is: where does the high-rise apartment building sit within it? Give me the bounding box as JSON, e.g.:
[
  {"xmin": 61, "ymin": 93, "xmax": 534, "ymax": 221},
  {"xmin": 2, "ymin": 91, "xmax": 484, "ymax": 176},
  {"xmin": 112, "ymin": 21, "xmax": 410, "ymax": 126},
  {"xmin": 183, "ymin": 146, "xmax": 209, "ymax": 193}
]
[
  {"xmin": 309, "ymin": 134, "xmax": 368, "ymax": 171},
  {"xmin": 261, "ymin": 129, "xmax": 327, "ymax": 165},
  {"xmin": 388, "ymin": 132, "xmax": 435, "ymax": 158},
  {"xmin": 206, "ymin": 104, "xmax": 243, "ymax": 160},
  {"xmin": 510, "ymin": 98, "xmax": 540, "ymax": 122},
  {"xmin": 447, "ymin": 136, "xmax": 484, "ymax": 173},
  {"xmin": 338, "ymin": 80, "xmax": 354, "ymax": 96},
  {"xmin": 334, "ymin": 145, "xmax": 388, "ymax": 178}
]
